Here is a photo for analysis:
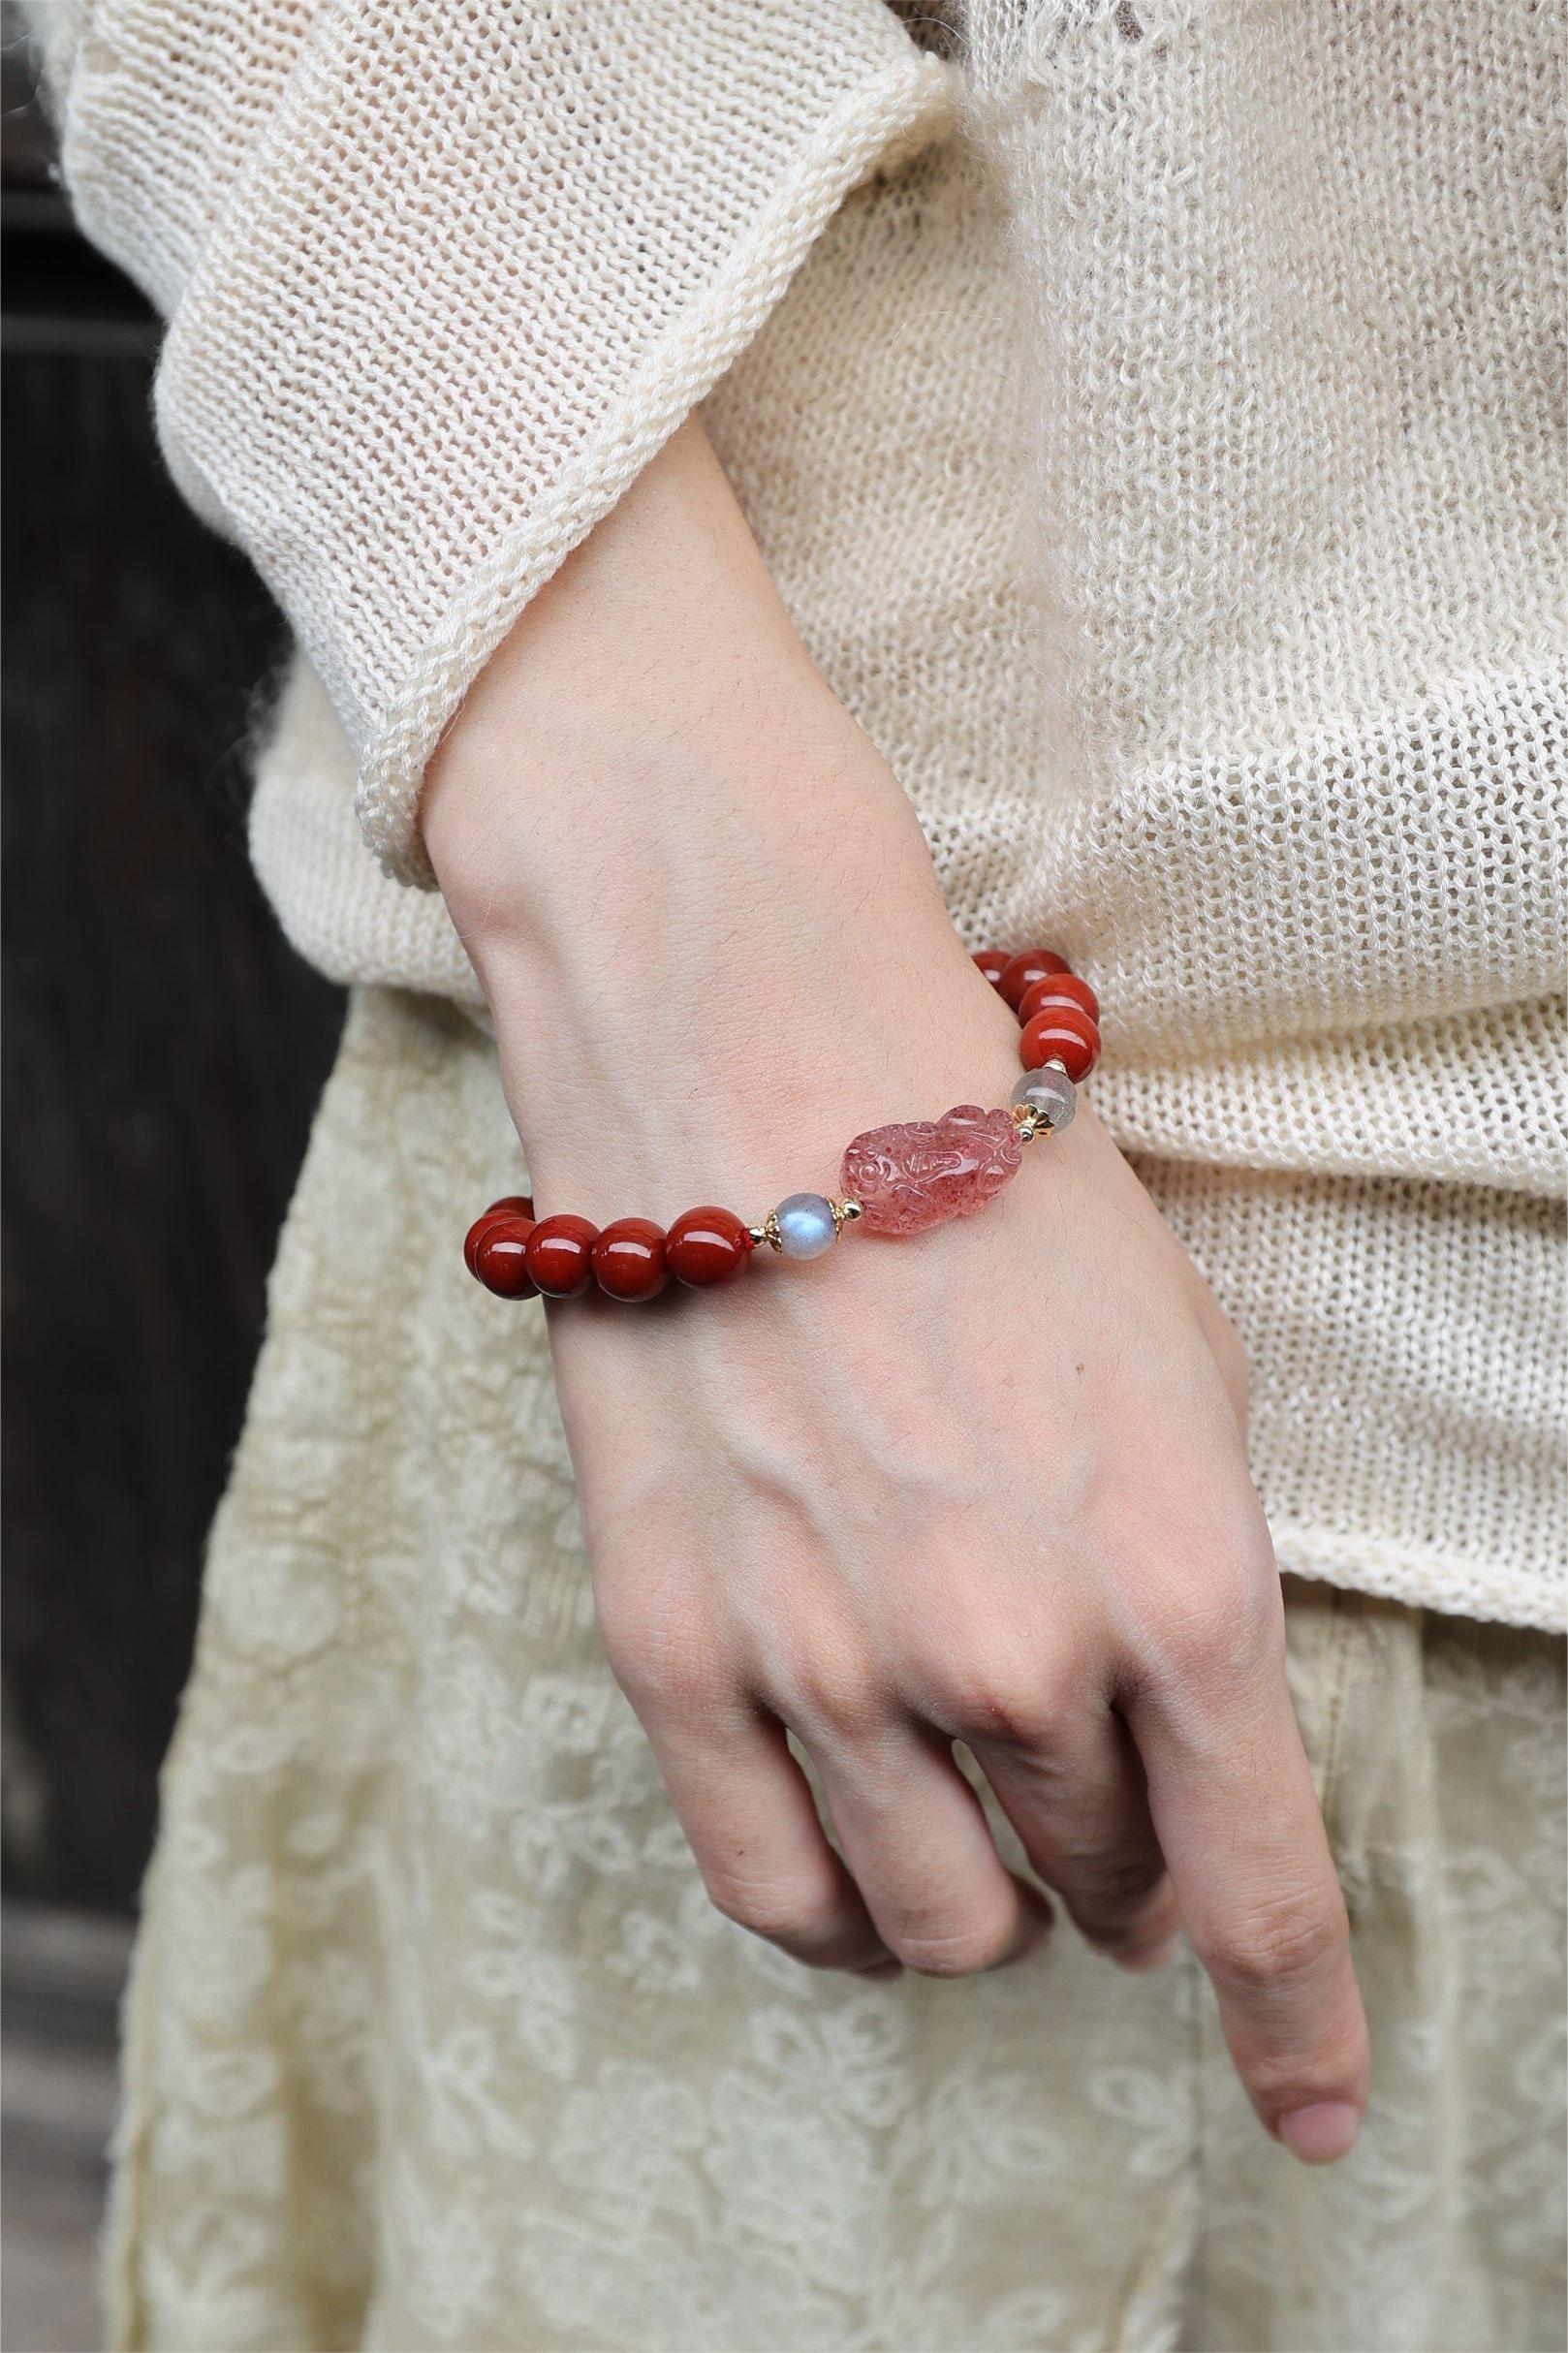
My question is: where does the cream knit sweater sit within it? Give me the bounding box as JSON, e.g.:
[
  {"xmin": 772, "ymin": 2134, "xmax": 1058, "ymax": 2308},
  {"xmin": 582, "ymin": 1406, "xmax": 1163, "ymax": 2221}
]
[{"xmin": 34, "ymin": 0, "xmax": 1566, "ymax": 1628}]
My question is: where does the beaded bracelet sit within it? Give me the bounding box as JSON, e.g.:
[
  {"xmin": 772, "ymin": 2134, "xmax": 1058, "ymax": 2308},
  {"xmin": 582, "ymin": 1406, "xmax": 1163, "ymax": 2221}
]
[{"xmin": 465, "ymin": 948, "xmax": 1100, "ymax": 1303}]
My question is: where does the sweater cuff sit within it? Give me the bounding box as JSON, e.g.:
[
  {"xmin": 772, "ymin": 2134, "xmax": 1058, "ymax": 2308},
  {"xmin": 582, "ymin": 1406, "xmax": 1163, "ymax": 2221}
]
[{"xmin": 146, "ymin": 4, "xmax": 951, "ymax": 885}]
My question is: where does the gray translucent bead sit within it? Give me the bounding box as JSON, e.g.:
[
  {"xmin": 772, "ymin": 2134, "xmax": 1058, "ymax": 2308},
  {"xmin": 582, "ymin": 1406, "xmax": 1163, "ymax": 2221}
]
[
  {"xmin": 773, "ymin": 1192, "xmax": 839, "ymax": 1259},
  {"xmin": 1012, "ymin": 1062, "xmax": 1077, "ymax": 1132}
]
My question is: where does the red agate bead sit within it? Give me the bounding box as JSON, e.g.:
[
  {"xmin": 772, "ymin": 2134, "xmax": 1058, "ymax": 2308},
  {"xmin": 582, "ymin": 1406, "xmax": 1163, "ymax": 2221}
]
[
  {"xmin": 472, "ymin": 1216, "xmax": 539, "ymax": 1298},
  {"xmin": 464, "ymin": 1195, "xmax": 536, "ymax": 1277},
  {"xmin": 525, "ymin": 1213, "xmax": 599, "ymax": 1298},
  {"xmin": 972, "ymin": 949, "xmax": 1011, "ymax": 988},
  {"xmin": 465, "ymin": 1212, "xmax": 506, "ymax": 1278},
  {"xmin": 1019, "ymin": 972, "xmax": 1100, "ymax": 1026},
  {"xmin": 998, "ymin": 949, "xmax": 1072, "ymax": 1011},
  {"xmin": 592, "ymin": 1217, "xmax": 669, "ymax": 1302},
  {"xmin": 1020, "ymin": 1005, "xmax": 1100, "ymax": 1082},
  {"xmin": 666, "ymin": 1206, "xmax": 753, "ymax": 1286}
]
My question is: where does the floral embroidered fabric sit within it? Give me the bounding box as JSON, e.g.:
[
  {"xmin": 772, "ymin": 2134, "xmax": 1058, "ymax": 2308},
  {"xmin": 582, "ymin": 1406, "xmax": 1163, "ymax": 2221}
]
[{"xmin": 105, "ymin": 994, "xmax": 1567, "ymax": 2352}]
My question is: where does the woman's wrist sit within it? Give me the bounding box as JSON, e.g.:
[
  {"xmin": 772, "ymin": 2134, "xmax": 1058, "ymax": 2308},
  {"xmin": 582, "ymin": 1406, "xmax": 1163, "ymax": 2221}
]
[
  {"xmin": 438, "ymin": 765, "xmax": 1019, "ymax": 1210},
  {"xmin": 419, "ymin": 420, "xmax": 1019, "ymax": 1201},
  {"xmin": 421, "ymin": 410, "xmax": 859, "ymax": 936}
]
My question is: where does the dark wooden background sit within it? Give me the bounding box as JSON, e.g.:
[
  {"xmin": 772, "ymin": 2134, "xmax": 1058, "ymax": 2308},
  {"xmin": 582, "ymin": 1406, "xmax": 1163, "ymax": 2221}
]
[{"xmin": 2, "ymin": 27, "xmax": 346, "ymax": 1912}]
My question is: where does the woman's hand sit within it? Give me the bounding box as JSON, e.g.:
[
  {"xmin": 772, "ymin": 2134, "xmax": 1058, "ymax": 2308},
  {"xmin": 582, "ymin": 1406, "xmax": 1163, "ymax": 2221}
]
[{"xmin": 423, "ymin": 421, "xmax": 1369, "ymax": 2165}]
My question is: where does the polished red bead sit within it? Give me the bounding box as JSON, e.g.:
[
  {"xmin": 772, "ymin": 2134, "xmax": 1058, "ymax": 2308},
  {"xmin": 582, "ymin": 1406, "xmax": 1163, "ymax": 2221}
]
[
  {"xmin": 1019, "ymin": 971, "xmax": 1100, "ymax": 1026},
  {"xmin": 464, "ymin": 1196, "xmax": 537, "ymax": 1277},
  {"xmin": 524, "ymin": 1213, "xmax": 599, "ymax": 1298},
  {"xmin": 473, "ymin": 1216, "xmax": 540, "ymax": 1298},
  {"xmin": 465, "ymin": 1211, "xmax": 507, "ymax": 1278},
  {"xmin": 972, "ymin": 949, "xmax": 1011, "ymax": 989},
  {"xmin": 1019, "ymin": 1006, "xmax": 1100, "ymax": 1081},
  {"xmin": 998, "ymin": 949, "xmax": 1072, "ymax": 1011},
  {"xmin": 591, "ymin": 1217, "xmax": 669, "ymax": 1302},
  {"xmin": 666, "ymin": 1205, "xmax": 753, "ymax": 1287}
]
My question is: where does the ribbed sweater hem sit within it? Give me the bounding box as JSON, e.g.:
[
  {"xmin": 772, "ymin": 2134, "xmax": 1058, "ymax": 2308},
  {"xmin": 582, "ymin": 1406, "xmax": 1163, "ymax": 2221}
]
[
  {"xmin": 1272, "ymin": 1529, "xmax": 1566, "ymax": 1638},
  {"xmin": 356, "ymin": 55, "xmax": 956, "ymax": 887}
]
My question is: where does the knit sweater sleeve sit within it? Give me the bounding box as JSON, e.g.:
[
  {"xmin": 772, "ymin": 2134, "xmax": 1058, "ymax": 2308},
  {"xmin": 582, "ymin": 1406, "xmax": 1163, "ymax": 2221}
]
[{"xmin": 32, "ymin": 1, "xmax": 949, "ymax": 884}]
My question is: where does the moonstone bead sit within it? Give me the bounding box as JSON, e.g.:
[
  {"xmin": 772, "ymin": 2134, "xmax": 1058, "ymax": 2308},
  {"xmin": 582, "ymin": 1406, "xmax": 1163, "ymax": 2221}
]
[
  {"xmin": 773, "ymin": 1192, "xmax": 839, "ymax": 1259},
  {"xmin": 1013, "ymin": 1064, "xmax": 1078, "ymax": 1131}
]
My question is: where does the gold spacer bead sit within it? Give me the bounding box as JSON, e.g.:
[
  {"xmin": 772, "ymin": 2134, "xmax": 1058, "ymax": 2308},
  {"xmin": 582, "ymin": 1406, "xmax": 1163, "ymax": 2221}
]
[
  {"xmin": 830, "ymin": 1198, "xmax": 862, "ymax": 1236},
  {"xmin": 750, "ymin": 1213, "xmax": 783, "ymax": 1253},
  {"xmin": 1012, "ymin": 1100, "xmax": 1061, "ymax": 1144}
]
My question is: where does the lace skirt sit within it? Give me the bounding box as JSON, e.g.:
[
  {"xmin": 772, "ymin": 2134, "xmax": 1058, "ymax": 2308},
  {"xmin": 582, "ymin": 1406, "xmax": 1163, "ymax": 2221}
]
[{"xmin": 106, "ymin": 988, "xmax": 1566, "ymax": 2352}]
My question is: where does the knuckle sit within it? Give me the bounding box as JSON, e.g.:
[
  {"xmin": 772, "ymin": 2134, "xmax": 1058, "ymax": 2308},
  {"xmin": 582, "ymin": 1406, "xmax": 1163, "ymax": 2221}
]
[
  {"xmin": 934, "ymin": 1632, "xmax": 1083, "ymax": 1750},
  {"xmin": 1149, "ymin": 1599, "xmax": 1234, "ymax": 1687},
  {"xmin": 1205, "ymin": 1890, "xmax": 1343, "ymax": 1999},
  {"xmin": 1144, "ymin": 1563, "xmax": 1281, "ymax": 1689},
  {"xmin": 956, "ymin": 1674, "xmax": 1058, "ymax": 1750},
  {"xmin": 703, "ymin": 1867, "xmax": 831, "ymax": 1950},
  {"xmin": 779, "ymin": 1652, "xmax": 885, "ymax": 1746},
  {"xmin": 891, "ymin": 1913, "xmax": 1018, "ymax": 1978},
  {"xmin": 597, "ymin": 1591, "xmax": 727, "ymax": 1722}
]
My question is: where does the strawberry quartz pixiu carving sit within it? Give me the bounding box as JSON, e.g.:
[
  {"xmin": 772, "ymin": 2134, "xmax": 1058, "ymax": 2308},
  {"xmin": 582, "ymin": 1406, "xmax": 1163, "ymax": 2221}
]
[{"xmin": 840, "ymin": 1105, "xmax": 1023, "ymax": 1236}]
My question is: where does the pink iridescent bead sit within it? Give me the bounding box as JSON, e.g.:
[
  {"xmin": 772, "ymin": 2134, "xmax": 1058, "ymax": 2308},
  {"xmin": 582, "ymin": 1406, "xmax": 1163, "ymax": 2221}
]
[{"xmin": 841, "ymin": 1104, "xmax": 1022, "ymax": 1236}]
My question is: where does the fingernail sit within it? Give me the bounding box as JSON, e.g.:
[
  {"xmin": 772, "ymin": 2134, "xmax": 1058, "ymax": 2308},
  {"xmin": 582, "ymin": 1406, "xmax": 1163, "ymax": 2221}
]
[
  {"xmin": 857, "ymin": 1957, "xmax": 903, "ymax": 1981},
  {"xmin": 1277, "ymin": 2101, "xmax": 1361, "ymax": 2164}
]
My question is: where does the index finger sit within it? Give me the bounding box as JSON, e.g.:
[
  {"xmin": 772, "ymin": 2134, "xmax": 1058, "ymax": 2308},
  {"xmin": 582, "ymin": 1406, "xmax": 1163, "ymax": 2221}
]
[{"xmin": 1126, "ymin": 1601, "xmax": 1369, "ymax": 2164}]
